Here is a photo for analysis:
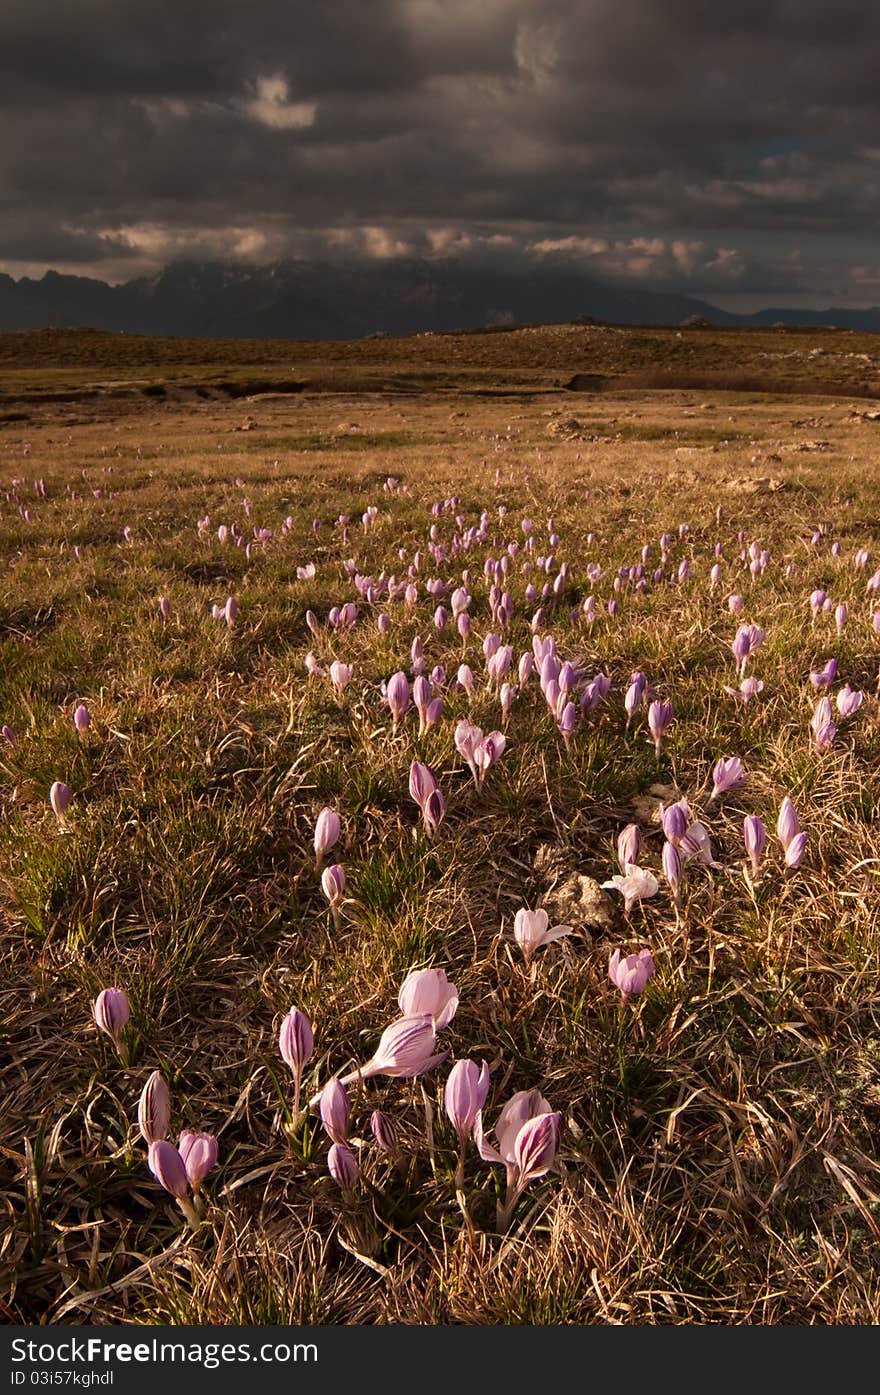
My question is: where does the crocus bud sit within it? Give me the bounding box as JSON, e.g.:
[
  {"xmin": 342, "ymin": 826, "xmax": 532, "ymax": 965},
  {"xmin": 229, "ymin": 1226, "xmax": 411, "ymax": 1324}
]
[
  {"xmin": 445, "ymin": 1059, "xmax": 490, "ymax": 1146},
  {"xmin": 224, "ymin": 595, "xmax": 238, "ymax": 627},
  {"xmin": 178, "ymin": 1131, "xmax": 218, "ymax": 1191},
  {"xmin": 329, "ymin": 661, "xmax": 352, "ymax": 700},
  {"xmin": 319, "ymin": 1077, "xmax": 351, "ymax": 1146},
  {"xmin": 74, "ymin": 704, "xmax": 90, "ymax": 733},
  {"xmin": 408, "ymin": 761, "xmax": 438, "ymax": 811},
  {"xmin": 138, "ymin": 1070, "xmax": 172, "ymax": 1144},
  {"xmin": 314, "ymin": 807, "xmax": 341, "ymax": 864},
  {"xmin": 617, "ymin": 824, "xmax": 641, "ymax": 870},
  {"xmin": 777, "ymin": 796, "xmax": 801, "ymax": 850},
  {"xmin": 423, "ymin": 787, "xmax": 446, "ymax": 835},
  {"xmin": 662, "ymin": 840, "xmax": 682, "ymax": 896},
  {"xmin": 386, "ymin": 671, "xmax": 410, "ymax": 727},
  {"xmin": 321, "ymin": 863, "xmax": 346, "ymax": 906},
  {"xmin": 50, "ymin": 781, "xmax": 70, "ymax": 821},
  {"xmin": 512, "ymin": 1111, "xmax": 562, "ymax": 1187},
  {"xmin": 159, "ymin": 597, "xmax": 171, "ymax": 620},
  {"xmin": 327, "ymin": 1142, "xmax": 358, "ymax": 1192},
  {"xmin": 647, "ymin": 696, "xmax": 672, "ymax": 745},
  {"xmin": 661, "ymin": 801, "xmax": 688, "ymax": 843},
  {"xmin": 279, "ymin": 1007, "xmax": 314, "ymax": 1075},
  {"xmin": 370, "ymin": 1110, "xmax": 398, "ymax": 1155},
  {"xmin": 784, "ymin": 830, "xmax": 808, "ymax": 868},
  {"xmin": 148, "ymin": 1140, "xmax": 190, "ymax": 1201},
  {"xmin": 743, "ymin": 815, "xmax": 767, "ymax": 877},
  {"xmin": 92, "ymin": 987, "xmax": 130, "ymax": 1050}
]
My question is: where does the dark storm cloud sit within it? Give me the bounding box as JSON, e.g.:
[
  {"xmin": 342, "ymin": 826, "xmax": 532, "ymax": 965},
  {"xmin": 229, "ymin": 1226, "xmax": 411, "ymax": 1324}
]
[{"xmin": 2, "ymin": 0, "xmax": 879, "ymax": 304}]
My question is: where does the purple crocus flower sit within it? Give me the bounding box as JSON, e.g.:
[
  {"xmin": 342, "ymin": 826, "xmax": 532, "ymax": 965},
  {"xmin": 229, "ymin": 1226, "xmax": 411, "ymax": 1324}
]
[
  {"xmin": 608, "ymin": 948, "xmax": 656, "ymax": 1002},
  {"xmin": 386, "ymin": 671, "xmax": 410, "ymax": 728},
  {"xmin": 148, "ymin": 1140, "xmax": 190, "ymax": 1201},
  {"xmin": 836, "ymin": 685, "xmax": 864, "ymax": 719},
  {"xmin": 178, "ymin": 1131, "xmax": 218, "ymax": 1192},
  {"xmin": 326, "ymin": 1015, "xmax": 448, "ymax": 1098},
  {"xmin": 710, "ymin": 756, "xmax": 747, "ymax": 801},
  {"xmin": 313, "ymin": 807, "xmax": 341, "ymax": 867},
  {"xmin": 647, "ymin": 699, "xmax": 673, "ymax": 756},
  {"xmin": 50, "ymin": 781, "xmax": 71, "ymax": 822},
  {"xmin": 327, "ymin": 1142, "xmax": 358, "ymax": 1193},
  {"xmin": 279, "ymin": 1006, "xmax": 314, "ymax": 1120},
  {"xmin": 661, "ymin": 800, "xmax": 689, "ymax": 844},
  {"xmin": 73, "ymin": 703, "xmax": 91, "ymax": 733},
  {"xmin": 743, "ymin": 815, "xmax": 767, "ymax": 877},
  {"xmin": 445, "ymin": 1059, "xmax": 491, "ymax": 1149},
  {"xmin": 810, "ymin": 658, "xmax": 838, "ymax": 688},
  {"xmin": 777, "ymin": 796, "xmax": 801, "ymax": 851},
  {"xmin": 422, "ymin": 786, "xmax": 447, "ymax": 836},
  {"xmin": 409, "ymin": 760, "xmax": 438, "ymax": 811},
  {"xmin": 398, "ymin": 967, "xmax": 459, "ymax": 1029},
  {"xmin": 662, "ymin": 841, "xmax": 682, "ymax": 898},
  {"xmin": 138, "ymin": 1071, "xmax": 172, "ymax": 1144},
  {"xmin": 319, "ymin": 1078, "xmax": 351, "ymax": 1146},
  {"xmin": 92, "ymin": 988, "xmax": 130, "ymax": 1051},
  {"xmin": 617, "ymin": 824, "xmax": 641, "ymax": 870},
  {"xmin": 370, "ymin": 1110, "xmax": 398, "ymax": 1155}
]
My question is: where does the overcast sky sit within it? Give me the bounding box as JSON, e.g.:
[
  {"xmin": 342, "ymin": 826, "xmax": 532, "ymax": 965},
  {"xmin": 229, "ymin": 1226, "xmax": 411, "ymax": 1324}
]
[{"xmin": 2, "ymin": 0, "xmax": 880, "ymax": 309}]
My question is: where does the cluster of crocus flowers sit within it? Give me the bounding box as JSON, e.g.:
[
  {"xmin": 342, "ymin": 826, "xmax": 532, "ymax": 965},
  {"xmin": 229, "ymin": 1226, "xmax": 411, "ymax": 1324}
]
[
  {"xmin": 474, "ymin": 1088, "xmax": 562, "ymax": 1230},
  {"xmin": 731, "ymin": 624, "xmax": 765, "ymax": 676},
  {"xmin": 408, "ymin": 761, "xmax": 446, "ymax": 835},
  {"xmin": 138, "ymin": 1070, "xmax": 218, "ymax": 1227},
  {"xmin": 811, "ymin": 697, "xmax": 838, "ymax": 752},
  {"xmin": 92, "ymin": 988, "xmax": 131, "ymax": 1056},
  {"xmin": 454, "ymin": 719, "xmax": 507, "ymax": 787},
  {"xmin": 148, "ymin": 1133, "xmax": 219, "ymax": 1228}
]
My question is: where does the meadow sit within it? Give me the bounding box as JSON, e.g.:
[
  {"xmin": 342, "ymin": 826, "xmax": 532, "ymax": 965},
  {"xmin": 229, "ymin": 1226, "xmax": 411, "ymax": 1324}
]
[{"xmin": 2, "ymin": 322, "xmax": 880, "ymax": 1325}]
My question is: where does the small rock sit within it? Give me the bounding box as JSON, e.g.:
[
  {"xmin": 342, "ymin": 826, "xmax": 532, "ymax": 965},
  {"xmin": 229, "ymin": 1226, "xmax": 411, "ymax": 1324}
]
[{"xmin": 543, "ymin": 873, "xmax": 615, "ymax": 933}]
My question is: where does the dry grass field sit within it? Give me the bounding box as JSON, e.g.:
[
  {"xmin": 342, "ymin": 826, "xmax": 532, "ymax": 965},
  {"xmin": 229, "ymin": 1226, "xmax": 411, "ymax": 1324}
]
[{"xmin": 3, "ymin": 322, "xmax": 880, "ymax": 1325}]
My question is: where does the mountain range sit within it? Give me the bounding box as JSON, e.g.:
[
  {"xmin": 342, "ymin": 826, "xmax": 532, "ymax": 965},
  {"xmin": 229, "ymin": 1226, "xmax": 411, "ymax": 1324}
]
[{"xmin": 2, "ymin": 258, "xmax": 879, "ymax": 340}]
